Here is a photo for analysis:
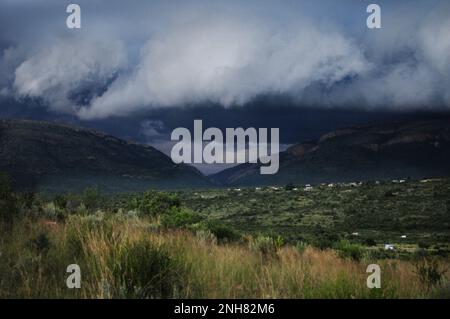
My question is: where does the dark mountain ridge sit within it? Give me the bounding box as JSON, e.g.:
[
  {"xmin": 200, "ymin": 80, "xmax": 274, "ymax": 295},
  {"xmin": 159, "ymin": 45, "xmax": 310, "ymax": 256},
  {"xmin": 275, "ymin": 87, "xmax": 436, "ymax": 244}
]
[
  {"xmin": 0, "ymin": 119, "xmax": 211, "ymax": 192},
  {"xmin": 212, "ymin": 118, "xmax": 450, "ymax": 186},
  {"xmin": 2, "ymin": 118, "xmax": 450, "ymax": 191}
]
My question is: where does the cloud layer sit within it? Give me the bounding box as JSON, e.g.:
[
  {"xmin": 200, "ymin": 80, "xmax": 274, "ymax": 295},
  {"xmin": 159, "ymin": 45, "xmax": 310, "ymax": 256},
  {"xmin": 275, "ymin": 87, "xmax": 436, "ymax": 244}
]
[
  {"xmin": 80, "ymin": 17, "xmax": 369, "ymax": 118},
  {"xmin": 13, "ymin": 38, "xmax": 127, "ymax": 113},
  {"xmin": 1, "ymin": 0, "xmax": 450, "ymax": 119}
]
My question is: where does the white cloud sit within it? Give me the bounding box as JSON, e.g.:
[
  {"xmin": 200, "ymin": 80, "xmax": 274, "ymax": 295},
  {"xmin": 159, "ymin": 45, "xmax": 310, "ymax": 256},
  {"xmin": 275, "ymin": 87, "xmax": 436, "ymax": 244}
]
[
  {"xmin": 13, "ymin": 37, "xmax": 127, "ymax": 113},
  {"xmin": 79, "ymin": 17, "xmax": 369, "ymax": 118},
  {"xmin": 2, "ymin": 0, "xmax": 450, "ymax": 118}
]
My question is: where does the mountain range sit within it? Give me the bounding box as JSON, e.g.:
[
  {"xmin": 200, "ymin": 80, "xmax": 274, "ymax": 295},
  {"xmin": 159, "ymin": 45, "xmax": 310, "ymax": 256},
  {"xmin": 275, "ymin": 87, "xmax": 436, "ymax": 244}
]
[
  {"xmin": 212, "ymin": 118, "xmax": 450, "ymax": 186},
  {"xmin": 0, "ymin": 119, "xmax": 210, "ymax": 192},
  {"xmin": 1, "ymin": 118, "xmax": 449, "ymax": 192}
]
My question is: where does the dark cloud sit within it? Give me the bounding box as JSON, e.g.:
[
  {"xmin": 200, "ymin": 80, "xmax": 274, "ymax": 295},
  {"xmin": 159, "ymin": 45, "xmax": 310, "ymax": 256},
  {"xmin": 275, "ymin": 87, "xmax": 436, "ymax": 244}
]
[
  {"xmin": 1, "ymin": 0, "xmax": 450, "ymax": 119},
  {"xmin": 1, "ymin": 0, "xmax": 450, "ymax": 173}
]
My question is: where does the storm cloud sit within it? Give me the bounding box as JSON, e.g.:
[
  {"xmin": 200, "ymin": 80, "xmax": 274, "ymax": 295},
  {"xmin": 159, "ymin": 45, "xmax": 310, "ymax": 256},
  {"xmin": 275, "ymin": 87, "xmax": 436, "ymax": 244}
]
[{"xmin": 1, "ymin": 0, "xmax": 450, "ymax": 119}]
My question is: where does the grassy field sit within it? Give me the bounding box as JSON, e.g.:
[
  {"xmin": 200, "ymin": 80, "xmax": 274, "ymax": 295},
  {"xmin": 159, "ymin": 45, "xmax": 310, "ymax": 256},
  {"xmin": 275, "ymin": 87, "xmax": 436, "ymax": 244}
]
[
  {"xmin": 1, "ymin": 215, "xmax": 449, "ymax": 298},
  {"xmin": 0, "ymin": 176, "xmax": 449, "ymax": 298}
]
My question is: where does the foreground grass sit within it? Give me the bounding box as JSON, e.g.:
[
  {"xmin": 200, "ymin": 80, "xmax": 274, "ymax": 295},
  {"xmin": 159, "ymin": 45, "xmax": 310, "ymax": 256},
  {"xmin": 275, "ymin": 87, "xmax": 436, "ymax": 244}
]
[{"xmin": 0, "ymin": 214, "xmax": 448, "ymax": 299}]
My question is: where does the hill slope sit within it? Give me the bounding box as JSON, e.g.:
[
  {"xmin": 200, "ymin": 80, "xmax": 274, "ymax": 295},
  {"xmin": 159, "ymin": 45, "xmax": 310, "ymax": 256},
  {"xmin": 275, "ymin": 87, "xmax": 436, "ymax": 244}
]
[
  {"xmin": 0, "ymin": 119, "xmax": 211, "ymax": 192},
  {"xmin": 212, "ymin": 119, "xmax": 450, "ymax": 186}
]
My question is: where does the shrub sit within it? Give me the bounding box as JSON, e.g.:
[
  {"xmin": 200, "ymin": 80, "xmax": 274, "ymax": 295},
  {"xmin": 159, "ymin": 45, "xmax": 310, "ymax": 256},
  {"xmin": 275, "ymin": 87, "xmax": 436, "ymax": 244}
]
[
  {"xmin": 312, "ymin": 225, "xmax": 340, "ymax": 250},
  {"xmin": 313, "ymin": 232, "xmax": 340, "ymax": 250},
  {"xmin": 112, "ymin": 240, "xmax": 182, "ymax": 298},
  {"xmin": 431, "ymin": 283, "xmax": 450, "ymax": 299},
  {"xmin": 413, "ymin": 258, "xmax": 448, "ymax": 289},
  {"xmin": 384, "ymin": 191, "xmax": 394, "ymax": 197},
  {"xmin": 295, "ymin": 241, "xmax": 308, "ymax": 254},
  {"xmin": 250, "ymin": 235, "xmax": 283, "ymax": 259},
  {"xmin": 53, "ymin": 194, "xmax": 68, "ymax": 209},
  {"xmin": 56, "ymin": 210, "xmax": 68, "ymax": 223},
  {"xmin": 273, "ymin": 235, "xmax": 285, "ymax": 250},
  {"xmin": 30, "ymin": 232, "xmax": 51, "ymax": 255},
  {"xmin": 202, "ymin": 220, "xmax": 239, "ymax": 243},
  {"xmin": 82, "ymin": 187, "xmax": 101, "ymax": 210},
  {"xmin": 160, "ymin": 208, "xmax": 203, "ymax": 229},
  {"xmin": 132, "ymin": 191, "xmax": 181, "ymax": 217},
  {"xmin": 412, "ymin": 248, "xmax": 430, "ymax": 260},
  {"xmin": 366, "ymin": 248, "xmax": 396, "ymax": 260},
  {"xmin": 195, "ymin": 230, "xmax": 217, "ymax": 245},
  {"xmin": 285, "ymin": 182, "xmax": 295, "ymax": 191},
  {"xmin": 418, "ymin": 241, "xmax": 431, "ymax": 249},
  {"xmin": 21, "ymin": 192, "xmax": 35, "ymax": 210},
  {"xmin": 365, "ymin": 237, "xmax": 377, "ymax": 247},
  {"xmin": 334, "ymin": 240, "xmax": 364, "ymax": 262}
]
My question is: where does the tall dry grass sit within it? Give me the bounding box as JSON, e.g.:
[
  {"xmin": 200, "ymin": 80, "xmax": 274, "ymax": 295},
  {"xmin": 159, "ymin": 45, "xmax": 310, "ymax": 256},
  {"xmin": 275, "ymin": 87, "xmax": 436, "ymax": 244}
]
[{"xmin": 0, "ymin": 214, "xmax": 448, "ymax": 299}]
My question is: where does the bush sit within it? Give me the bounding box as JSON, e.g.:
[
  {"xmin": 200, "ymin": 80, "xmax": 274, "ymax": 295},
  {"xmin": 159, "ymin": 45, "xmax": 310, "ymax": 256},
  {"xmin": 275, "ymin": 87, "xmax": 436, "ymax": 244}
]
[
  {"xmin": 295, "ymin": 241, "xmax": 308, "ymax": 254},
  {"xmin": 54, "ymin": 194, "xmax": 68, "ymax": 209},
  {"xmin": 313, "ymin": 228, "xmax": 340, "ymax": 250},
  {"xmin": 113, "ymin": 240, "xmax": 182, "ymax": 298},
  {"xmin": 160, "ymin": 208, "xmax": 203, "ymax": 229},
  {"xmin": 30, "ymin": 232, "xmax": 51, "ymax": 255},
  {"xmin": 82, "ymin": 187, "xmax": 102, "ymax": 210},
  {"xmin": 366, "ymin": 248, "xmax": 397, "ymax": 260},
  {"xmin": 334, "ymin": 240, "xmax": 364, "ymax": 262},
  {"xmin": 202, "ymin": 220, "xmax": 239, "ymax": 243},
  {"xmin": 250, "ymin": 235, "xmax": 284, "ymax": 259},
  {"xmin": 21, "ymin": 192, "xmax": 35, "ymax": 210},
  {"xmin": 365, "ymin": 237, "xmax": 377, "ymax": 247},
  {"xmin": 418, "ymin": 241, "xmax": 431, "ymax": 249},
  {"xmin": 431, "ymin": 283, "xmax": 450, "ymax": 299},
  {"xmin": 132, "ymin": 191, "xmax": 181, "ymax": 217},
  {"xmin": 414, "ymin": 258, "xmax": 448, "ymax": 289},
  {"xmin": 285, "ymin": 182, "xmax": 295, "ymax": 191},
  {"xmin": 195, "ymin": 230, "xmax": 217, "ymax": 245},
  {"xmin": 312, "ymin": 225, "xmax": 340, "ymax": 248}
]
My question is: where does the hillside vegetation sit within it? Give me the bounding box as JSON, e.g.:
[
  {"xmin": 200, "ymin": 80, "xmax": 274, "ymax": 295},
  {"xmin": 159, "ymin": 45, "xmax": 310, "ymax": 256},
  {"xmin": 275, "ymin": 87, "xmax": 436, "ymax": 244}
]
[
  {"xmin": 0, "ymin": 176, "xmax": 449, "ymax": 298},
  {"xmin": 213, "ymin": 119, "xmax": 450, "ymax": 186},
  {"xmin": 0, "ymin": 119, "xmax": 210, "ymax": 192}
]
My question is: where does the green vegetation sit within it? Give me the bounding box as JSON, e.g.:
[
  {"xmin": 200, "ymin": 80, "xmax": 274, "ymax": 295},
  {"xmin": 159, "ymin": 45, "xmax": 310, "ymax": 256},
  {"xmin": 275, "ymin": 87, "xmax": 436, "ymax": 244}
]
[
  {"xmin": 0, "ymin": 176, "xmax": 449, "ymax": 298},
  {"xmin": 0, "ymin": 172, "xmax": 18, "ymax": 231},
  {"xmin": 178, "ymin": 179, "xmax": 450, "ymax": 253}
]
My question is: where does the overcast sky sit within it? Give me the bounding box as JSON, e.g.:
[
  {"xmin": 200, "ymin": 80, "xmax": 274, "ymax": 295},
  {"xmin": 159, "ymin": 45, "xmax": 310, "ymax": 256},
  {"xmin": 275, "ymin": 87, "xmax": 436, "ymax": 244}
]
[{"xmin": 1, "ymin": 0, "xmax": 449, "ymax": 173}]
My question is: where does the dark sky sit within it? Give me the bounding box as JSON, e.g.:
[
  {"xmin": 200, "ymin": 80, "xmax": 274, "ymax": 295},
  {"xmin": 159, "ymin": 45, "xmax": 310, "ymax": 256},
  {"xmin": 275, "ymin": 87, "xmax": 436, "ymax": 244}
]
[{"xmin": 1, "ymin": 0, "xmax": 450, "ymax": 173}]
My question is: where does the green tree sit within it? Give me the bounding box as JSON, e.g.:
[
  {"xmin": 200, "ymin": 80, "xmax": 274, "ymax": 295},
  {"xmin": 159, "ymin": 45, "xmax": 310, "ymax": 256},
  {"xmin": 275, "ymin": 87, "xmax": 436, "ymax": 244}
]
[{"xmin": 134, "ymin": 191, "xmax": 181, "ymax": 217}]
